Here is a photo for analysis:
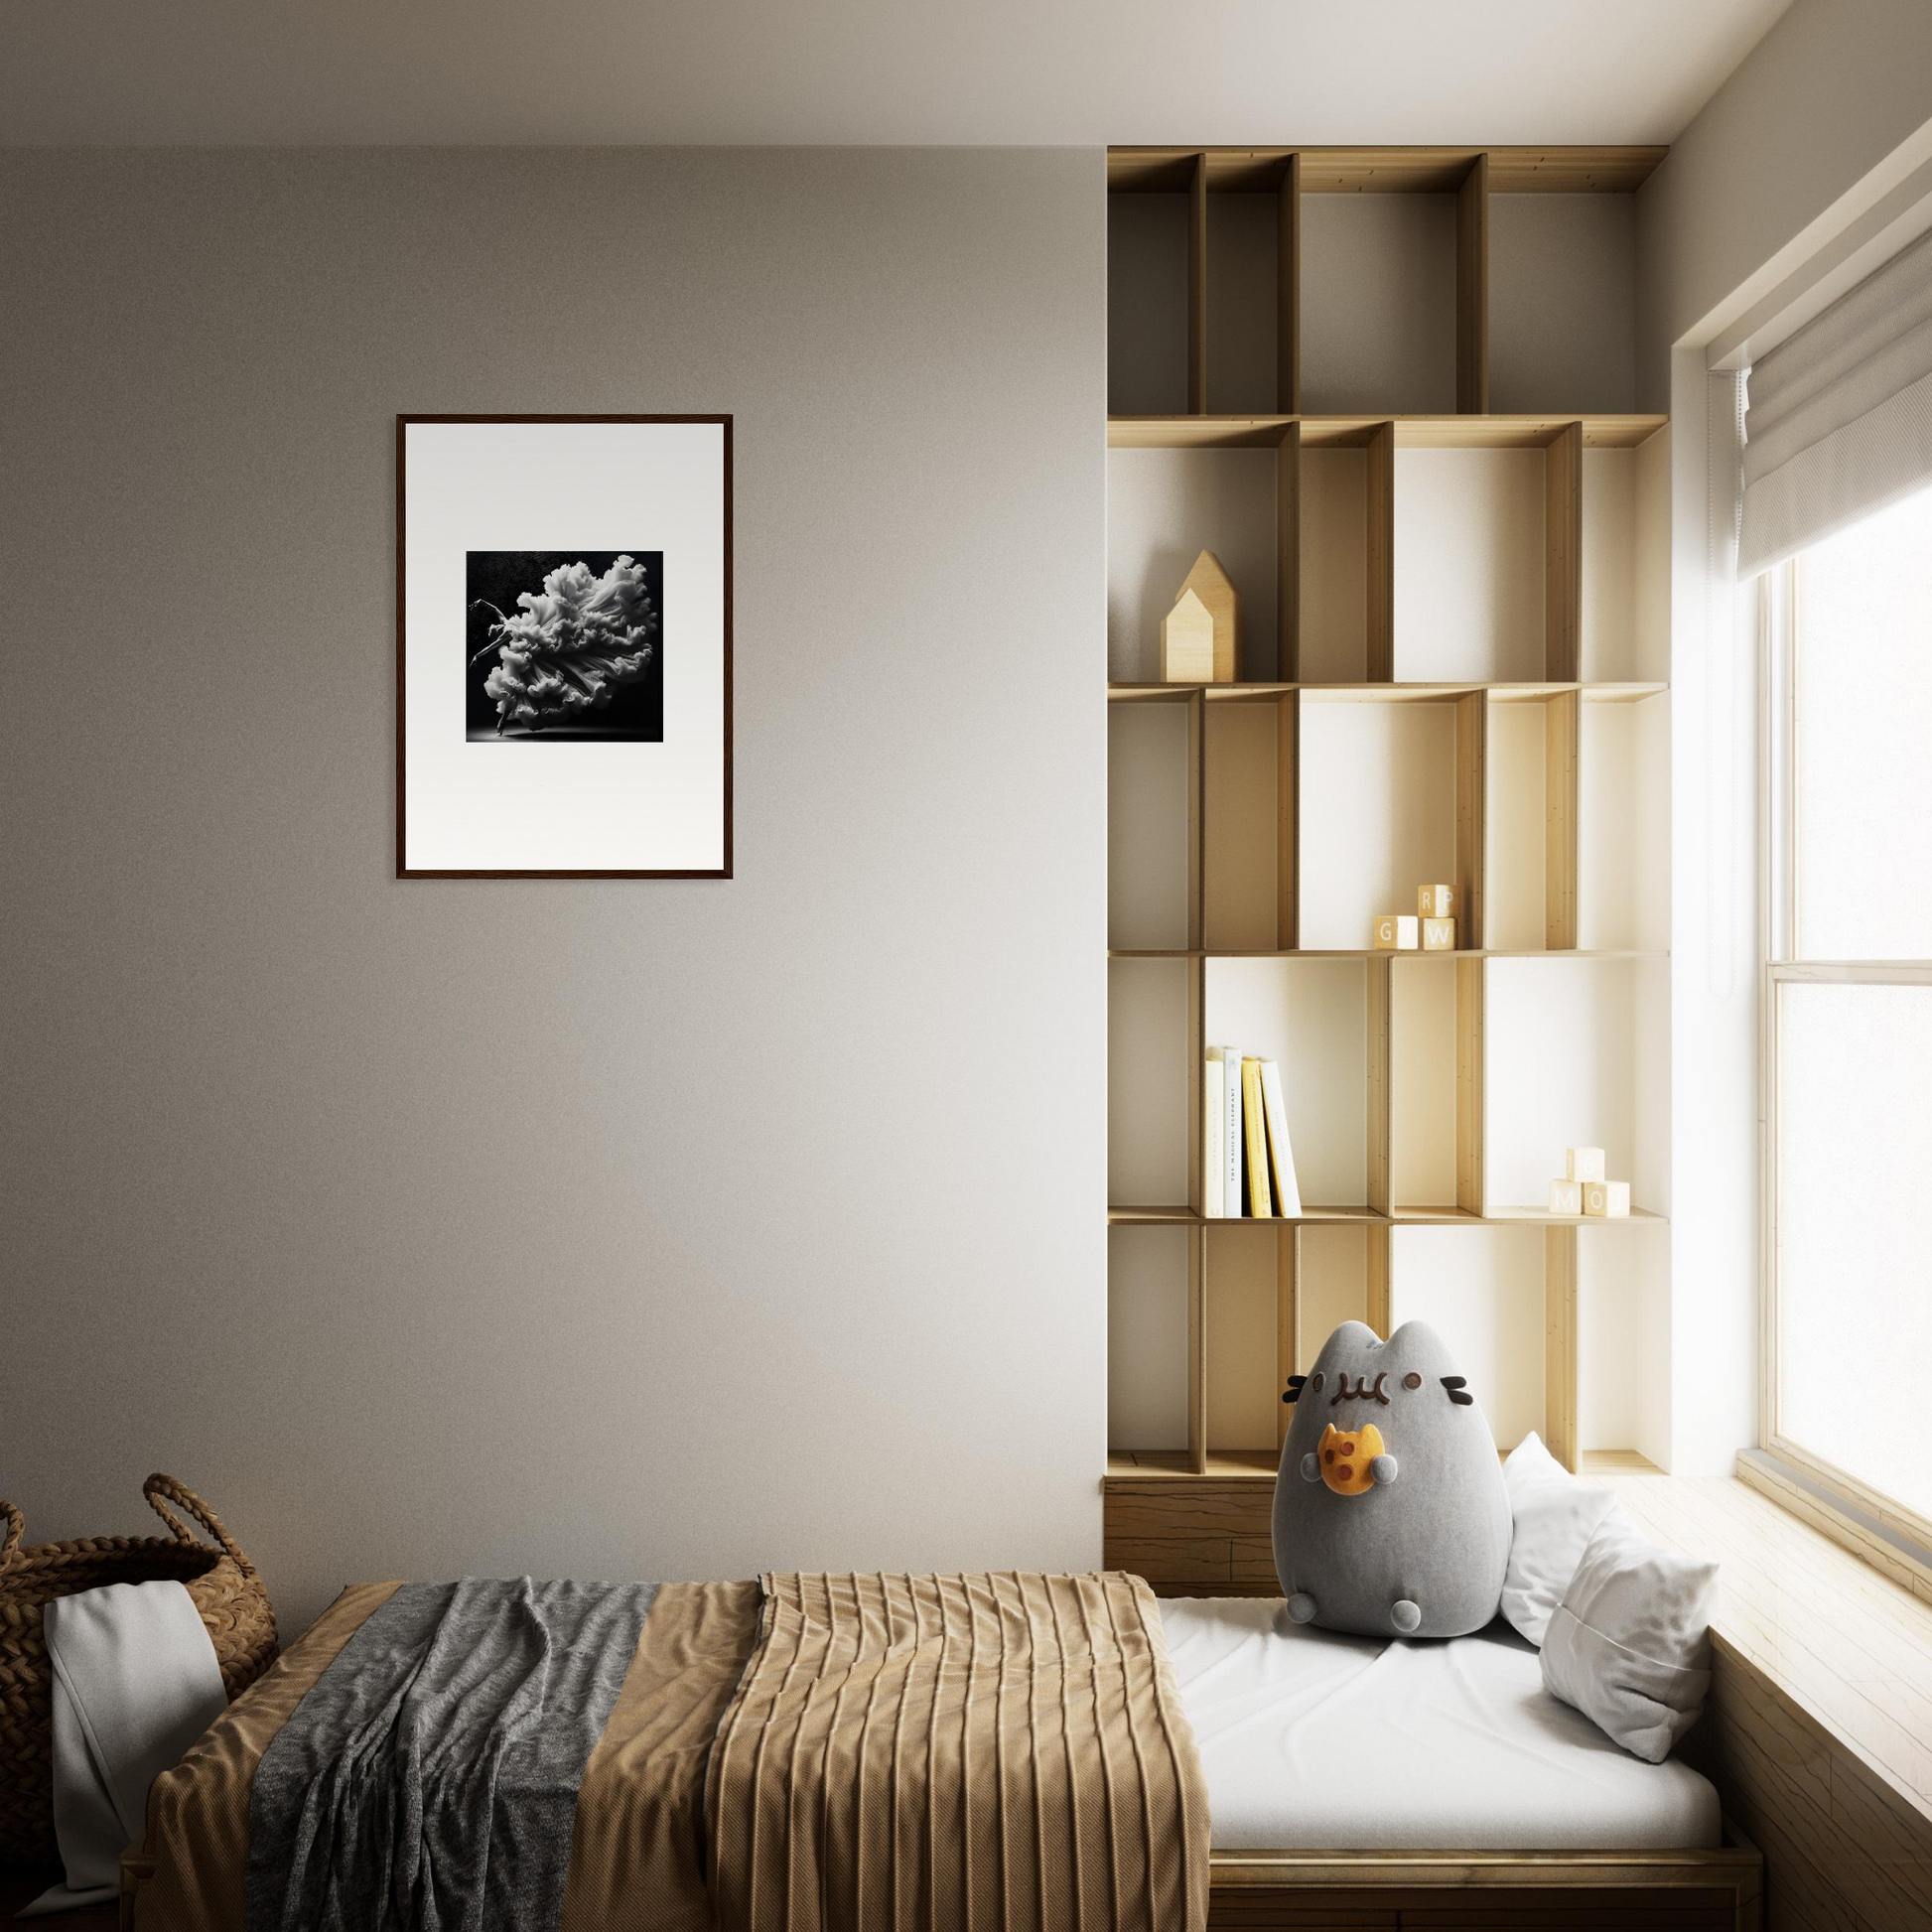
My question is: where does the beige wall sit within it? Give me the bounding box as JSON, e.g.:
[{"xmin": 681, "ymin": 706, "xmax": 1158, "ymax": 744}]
[
  {"xmin": 1638, "ymin": 0, "xmax": 1932, "ymax": 402},
  {"xmin": 0, "ymin": 148, "xmax": 1106, "ymax": 1632}
]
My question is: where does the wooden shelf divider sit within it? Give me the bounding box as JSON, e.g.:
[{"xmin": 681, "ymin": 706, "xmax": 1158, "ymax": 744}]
[
  {"xmin": 1186, "ymin": 955, "xmax": 1205, "ymax": 1214},
  {"xmin": 1185, "ymin": 688, "xmax": 1205, "ymax": 950},
  {"xmin": 1454, "ymin": 690, "xmax": 1488, "ymax": 948},
  {"xmin": 1187, "ymin": 152, "xmax": 1208, "ymax": 416},
  {"xmin": 1367, "ymin": 955, "xmax": 1393, "ymax": 1218},
  {"xmin": 1276, "ymin": 692, "xmax": 1299, "ymax": 950},
  {"xmin": 1275, "ymin": 421, "xmax": 1301, "ymax": 681},
  {"xmin": 1545, "ymin": 1224, "xmax": 1580, "ymax": 1471},
  {"xmin": 1545, "ymin": 421, "xmax": 1584, "ymax": 679},
  {"xmin": 1111, "ymin": 679, "xmax": 1668, "ymax": 702},
  {"xmin": 1107, "ymin": 146, "xmax": 1666, "ymax": 195},
  {"xmin": 1105, "ymin": 413, "xmax": 1667, "ymax": 451},
  {"xmin": 1455, "ymin": 955, "xmax": 1486, "ymax": 1216},
  {"xmin": 1366, "ymin": 1222, "xmax": 1393, "ymax": 1340},
  {"xmin": 1277, "ymin": 1226, "xmax": 1300, "ymax": 1450},
  {"xmin": 1109, "ymin": 1204, "xmax": 1665, "ymax": 1227},
  {"xmin": 1545, "ymin": 689, "xmax": 1581, "ymax": 950},
  {"xmin": 1365, "ymin": 422, "xmax": 1395, "ymax": 681},
  {"xmin": 1186, "ymin": 687, "xmax": 1206, "ymax": 1225},
  {"xmin": 1456, "ymin": 153, "xmax": 1489, "ymax": 414},
  {"xmin": 1187, "ymin": 1221, "xmax": 1208, "ymax": 1473},
  {"xmin": 1278, "ymin": 151, "xmax": 1302, "ymax": 415},
  {"xmin": 1111, "ymin": 948, "xmax": 1666, "ymax": 960}
]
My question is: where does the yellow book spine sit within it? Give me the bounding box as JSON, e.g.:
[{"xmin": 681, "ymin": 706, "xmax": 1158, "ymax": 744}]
[{"xmin": 1241, "ymin": 1057, "xmax": 1272, "ymax": 1217}]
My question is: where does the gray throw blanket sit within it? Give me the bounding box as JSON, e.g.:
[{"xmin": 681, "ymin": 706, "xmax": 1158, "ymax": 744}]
[{"xmin": 244, "ymin": 1578, "xmax": 657, "ymax": 1932}]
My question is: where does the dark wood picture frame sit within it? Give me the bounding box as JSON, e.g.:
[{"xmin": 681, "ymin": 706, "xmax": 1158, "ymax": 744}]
[{"xmin": 395, "ymin": 413, "xmax": 733, "ymax": 880}]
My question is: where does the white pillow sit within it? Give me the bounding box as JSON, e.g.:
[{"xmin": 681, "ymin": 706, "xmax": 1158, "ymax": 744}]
[
  {"xmin": 1540, "ymin": 1509, "xmax": 1718, "ymax": 1763},
  {"xmin": 1500, "ymin": 1433, "xmax": 1620, "ymax": 1647}
]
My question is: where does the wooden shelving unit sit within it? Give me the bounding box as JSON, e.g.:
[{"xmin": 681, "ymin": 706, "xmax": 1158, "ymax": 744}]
[{"xmin": 1105, "ymin": 145, "xmax": 1671, "ymax": 1592}]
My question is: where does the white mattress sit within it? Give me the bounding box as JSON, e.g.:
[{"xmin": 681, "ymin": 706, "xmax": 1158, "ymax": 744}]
[{"xmin": 1159, "ymin": 1596, "xmax": 1721, "ymax": 1852}]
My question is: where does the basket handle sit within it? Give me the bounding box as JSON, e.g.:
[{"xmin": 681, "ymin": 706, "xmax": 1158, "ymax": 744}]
[
  {"xmin": 0, "ymin": 1501, "xmax": 21, "ymax": 1578},
  {"xmin": 144, "ymin": 1473, "xmax": 258, "ymax": 1580}
]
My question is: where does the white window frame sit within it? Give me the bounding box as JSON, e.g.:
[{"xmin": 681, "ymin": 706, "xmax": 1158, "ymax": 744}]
[{"xmin": 1759, "ymin": 552, "xmax": 1932, "ymax": 1558}]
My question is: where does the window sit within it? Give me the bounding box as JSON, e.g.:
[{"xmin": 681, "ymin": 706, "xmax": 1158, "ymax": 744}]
[{"xmin": 1765, "ymin": 484, "xmax": 1932, "ymax": 1535}]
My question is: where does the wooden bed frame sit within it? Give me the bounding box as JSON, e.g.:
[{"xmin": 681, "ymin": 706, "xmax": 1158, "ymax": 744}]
[
  {"xmin": 126, "ymin": 1827, "xmax": 1764, "ymax": 1931},
  {"xmin": 1205, "ymin": 1831, "xmax": 1763, "ymax": 1929}
]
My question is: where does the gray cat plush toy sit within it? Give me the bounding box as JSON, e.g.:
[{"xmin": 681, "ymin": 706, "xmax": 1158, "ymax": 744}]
[{"xmin": 1272, "ymin": 1319, "xmax": 1511, "ymax": 1639}]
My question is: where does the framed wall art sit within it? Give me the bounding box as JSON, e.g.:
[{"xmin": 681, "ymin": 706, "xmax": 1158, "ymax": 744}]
[{"xmin": 396, "ymin": 414, "xmax": 732, "ymax": 878}]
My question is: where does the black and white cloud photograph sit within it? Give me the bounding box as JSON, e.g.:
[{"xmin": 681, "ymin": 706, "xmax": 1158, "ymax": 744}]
[
  {"xmin": 465, "ymin": 550, "xmax": 664, "ymax": 741},
  {"xmin": 398, "ymin": 415, "xmax": 730, "ymax": 877}
]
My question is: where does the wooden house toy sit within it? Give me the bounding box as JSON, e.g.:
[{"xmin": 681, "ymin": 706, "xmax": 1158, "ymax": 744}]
[
  {"xmin": 1160, "ymin": 550, "xmax": 1239, "ymax": 683},
  {"xmin": 1160, "ymin": 588, "xmax": 1215, "ymax": 683}
]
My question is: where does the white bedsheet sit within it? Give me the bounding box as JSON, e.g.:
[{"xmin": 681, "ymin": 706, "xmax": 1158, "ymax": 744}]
[{"xmin": 1160, "ymin": 1596, "xmax": 1721, "ymax": 1852}]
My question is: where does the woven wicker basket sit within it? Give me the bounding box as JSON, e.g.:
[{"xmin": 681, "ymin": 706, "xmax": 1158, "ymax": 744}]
[{"xmin": 0, "ymin": 1473, "xmax": 278, "ymax": 1864}]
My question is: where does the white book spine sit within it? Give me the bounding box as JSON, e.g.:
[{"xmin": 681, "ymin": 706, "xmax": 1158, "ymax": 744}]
[
  {"xmin": 1203, "ymin": 1051, "xmax": 1225, "ymax": 1219},
  {"xmin": 1259, "ymin": 1058, "xmax": 1303, "ymax": 1217},
  {"xmin": 1223, "ymin": 1044, "xmax": 1245, "ymax": 1216}
]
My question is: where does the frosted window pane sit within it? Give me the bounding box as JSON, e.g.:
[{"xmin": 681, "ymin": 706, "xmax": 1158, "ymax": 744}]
[
  {"xmin": 1795, "ymin": 485, "xmax": 1932, "ymax": 960},
  {"xmin": 1777, "ymin": 982, "xmax": 1932, "ymax": 1522}
]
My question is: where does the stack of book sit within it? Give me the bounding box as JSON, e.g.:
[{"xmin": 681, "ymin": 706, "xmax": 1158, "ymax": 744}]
[{"xmin": 1203, "ymin": 1048, "xmax": 1302, "ymax": 1218}]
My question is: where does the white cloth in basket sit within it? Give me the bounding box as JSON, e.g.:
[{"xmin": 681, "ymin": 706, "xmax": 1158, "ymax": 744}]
[{"xmin": 22, "ymin": 1580, "xmax": 226, "ymax": 1917}]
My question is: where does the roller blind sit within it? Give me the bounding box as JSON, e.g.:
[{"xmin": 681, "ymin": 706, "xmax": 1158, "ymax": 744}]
[{"xmin": 1738, "ymin": 223, "xmax": 1932, "ymax": 576}]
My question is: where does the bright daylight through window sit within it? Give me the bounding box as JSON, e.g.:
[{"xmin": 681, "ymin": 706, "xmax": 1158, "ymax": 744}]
[{"xmin": 1769, "ymin": 484, "xmax": 1932, "ymax": 1531}]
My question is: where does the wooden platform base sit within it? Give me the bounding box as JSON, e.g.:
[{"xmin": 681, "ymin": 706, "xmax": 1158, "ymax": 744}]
[
  {"xmin": 114, "ymin": 1839, "xmax": 1762, "ymax": 1930},
  {"xmin": 1209, "ymin": 1834, "xmax": 1763, "ymax": 1929}
]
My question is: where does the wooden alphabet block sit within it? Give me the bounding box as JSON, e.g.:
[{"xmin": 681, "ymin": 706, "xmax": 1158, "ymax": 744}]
[
  {"xmin": 1160, "ymin": 550, "xmax": 1239, "ymax": 683},
  {"xmin": 1565, "ymin": 1147, "xmax": 1606, "ymax": 1183},
  {"xmin": 1549, "ymin": 1178, "xmax": 1583, "ymax": 1215},
  {"xmin": 1418, "ymin": 884, "xmax": 1456, "ymax": 919},
  {"xmin": 1421, "ymin": 916, "xmax": 1456, "ymax": 952},
  {"xmin": 1373, "ymin": 914, "xmax": 1420, "ymax": 951},
  {"xmin": 1583, "ymin": 1180, "xmax": 1630, "ymax": 1218}
]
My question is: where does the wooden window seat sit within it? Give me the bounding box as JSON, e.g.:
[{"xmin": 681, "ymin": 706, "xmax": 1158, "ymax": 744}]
[
  {"xmin": 1171, "ymin": 1460, "xmax": 1932, "ymax": 1929},
  {"xmin": 1600, "ymin": 1460, "xmax": 1932, "ymax": 1932}
]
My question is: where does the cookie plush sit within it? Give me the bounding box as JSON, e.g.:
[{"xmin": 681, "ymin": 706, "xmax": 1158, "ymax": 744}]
[{"xmin": 1272, "ymin": 1319, "xmax": 1511, "ymax": 1639}]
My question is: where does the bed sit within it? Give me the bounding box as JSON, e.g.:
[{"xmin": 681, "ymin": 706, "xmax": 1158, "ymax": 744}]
[
  {"xmin": 1161, "ymin": 1595, "xmax": 1760, "ymax": 1929},
  {"xmin": 119, "ymin": 1573, "xmax": 1761, "ymax": 1932}
]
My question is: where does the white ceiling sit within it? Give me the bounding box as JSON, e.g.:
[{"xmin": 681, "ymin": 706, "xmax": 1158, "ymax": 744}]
[{"xmin": 1, "ymin": 0, "xmax": 1794, "ymax": 147}]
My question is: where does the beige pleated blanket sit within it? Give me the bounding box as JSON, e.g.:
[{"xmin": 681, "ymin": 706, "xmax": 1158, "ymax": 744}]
[
  {"xmin": 128, "ymin": 1571, "xmax": 1206, "ymax": 1932},
  {"xmin": 706, "ymin": 1573, "xmax": 1210, "ymax": 1932}
]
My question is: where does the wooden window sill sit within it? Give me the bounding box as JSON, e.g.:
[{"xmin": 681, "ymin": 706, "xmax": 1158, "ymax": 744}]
[{"xmin": 1735, "ymin": 1448, "xmax": 1932, "ymax": 1608}]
